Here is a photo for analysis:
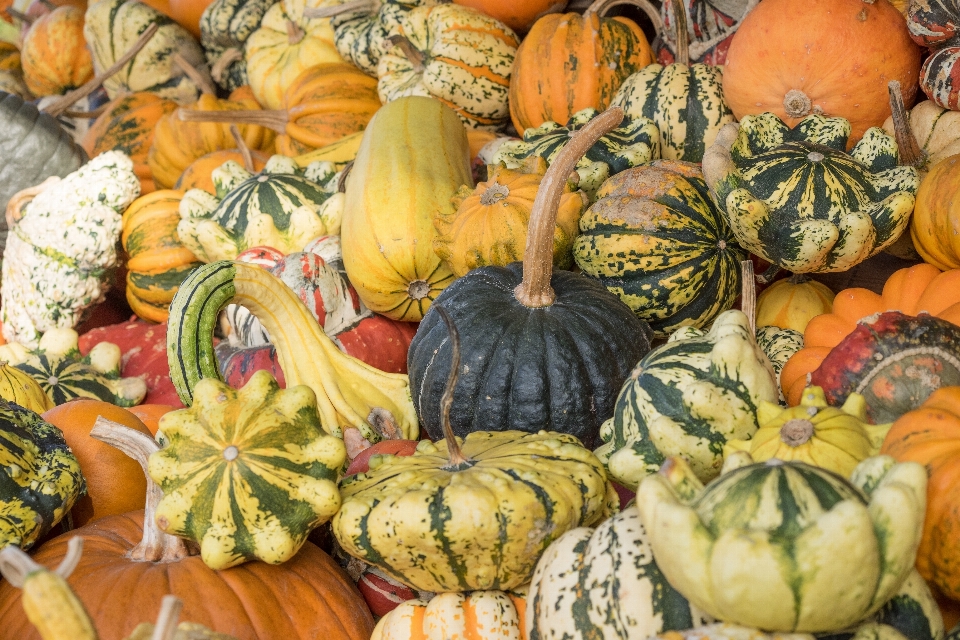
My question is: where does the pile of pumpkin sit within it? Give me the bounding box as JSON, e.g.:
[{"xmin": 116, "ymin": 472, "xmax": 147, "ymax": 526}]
[{"xmin": 6, "ymin": 0, "xmax": 960, "ymax": 638}]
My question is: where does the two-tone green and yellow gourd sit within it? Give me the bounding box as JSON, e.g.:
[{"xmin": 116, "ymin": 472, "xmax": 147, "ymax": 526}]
[
  {"xmin": 754, "ymin": 325, "xmax": 803, "ymax": 404},
  {"xmin": 329, "ymin": 0, "xmax": 440, "ymax": 76},
  {"xmin": 148, "ymin": 370, "xmax": 346, "ymax": 570},
  {"xmin": 0, "ymin": 362, "xmax": 54, "ymax": 413}
]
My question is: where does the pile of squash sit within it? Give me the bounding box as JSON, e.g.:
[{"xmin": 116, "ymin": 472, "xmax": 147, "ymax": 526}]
[{"xmin": 6, "ymin": 0, "xmax": 960, "ymax": 638}]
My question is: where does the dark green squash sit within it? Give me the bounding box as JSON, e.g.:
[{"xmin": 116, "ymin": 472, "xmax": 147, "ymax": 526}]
[{"xmin": 407, "ymin": 107, "xmax": 654, "ymax": 449}]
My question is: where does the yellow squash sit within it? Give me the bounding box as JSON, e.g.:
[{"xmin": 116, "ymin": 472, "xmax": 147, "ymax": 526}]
[
  {"xmin": 340, "ymin": 96, "xmax": 471, "ymax": 321},
  {"xmin": 0, "ymin": 361, "xmax": 54, "ymax": 413}
]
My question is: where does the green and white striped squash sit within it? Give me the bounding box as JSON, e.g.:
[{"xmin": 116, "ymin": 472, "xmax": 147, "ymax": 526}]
[
  {"xmin": 493, "ymin": 107, "xmax": 661, "ymax": 200},
  {"xmin": 653, "ymin": 623, "xmax": 909, "ymax": 640},
  {"xmin": 526, "ymin": 506, "xmax": 714, "ymax": 640},
  {"xmin": 594, "ymin": 309, "xmax": 778, "ymax": 489},
  {"xmin": 636, "ymin": 455, "xmax": 928, "ymax": 633},
  {"xmin": 756, "ymin": 325, "xmax": 804, "ymax": 404},
  {"xmin": 147, "ymin": 369, "xmax": 346, "ymax": 570},
  {"xmin": 702, "ymin": 114, "xmax": 920, "ymax": 274},
  {"xmin": 573, "ymin": 160, "xmax": 745, "ymax": 338},
  {"xmin": 84, "ymin": 0, "xmax": 213, "ymax": 104},
  {"xmin": 0, "ymin": 328, "xmax": 147, "ymax": 407},
  {"xmin": 0, "ymin": 400, "xmax": 85, "ymax": 550},
  {"xmin": 611, "ymin": 62, "xmax": 734, "ymax": 163},
  {"xmin": 200, "ymin": 0, "xmax": 274, "ymax": 91},
  {"xmin": 860, "ymin": 570, "xmax": 945, "ymax": 640},
  {"xmin": 332, "ymin": 0, "xmax": 440, "ymax": 77},
  {"xmin": 178, "ymin": 155, "xmax": 343, "ymax": 262}
]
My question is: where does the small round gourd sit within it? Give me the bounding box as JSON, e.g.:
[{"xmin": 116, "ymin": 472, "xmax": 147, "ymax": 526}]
[{"xmin": 755, "ymin": 274, "xmax": 835, "ymax": 333}]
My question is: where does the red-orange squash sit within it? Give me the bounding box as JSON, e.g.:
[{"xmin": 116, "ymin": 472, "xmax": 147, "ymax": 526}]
[
  {"xmin": 166, "ymin": 0, "xmax": 215, "ymax": 39},
  {"xmin": 722, "ymin": 0, "xmax": 922, "ymax": 145},
  {"xmin": 19, "ymin": 5, "xmax": 93, "ymax": 97},
  {"xmin": 453, "ymin": 0, "xmax": 566, "ymax": 32}
]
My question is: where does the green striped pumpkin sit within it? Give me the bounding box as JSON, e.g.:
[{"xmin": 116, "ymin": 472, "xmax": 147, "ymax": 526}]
[
  {"xmin": 573, "ymin": 160, "xmax": 745, "ymax": 338},
  {"xmin": 755, "ymin": 325, "xmax": 803, "ymax": 404},
  {"xmin": 611, "ymin": 63, "xmax": 734, "ymax": 163},
  {"xmin": 333, "ymin": 0, "xmax": 440, "ymax": 77},
  {"xmin": 200, "ymin": 0, "xmax": 274, "ymax": 91},
  {"xmin": 526, "ymin": 507, "xmax": 713, "ymax": 640},
  {"xmin": 594, "ymin": 309, "xmax": 778, "ymax": 489},
  {"xmin": 493, "ymin": 107, "xmax": 661, "ymax": 200},
  {"xmin": 702, "ymin": 114, "xmax": 920, "ymax": 274},
  {"xmin": 147, "ymin": 369, "xmax": 346, "ymax": 570},
  {"xmin": 0, "ymin": 400, "xmax": 85, "ymax": 551}
]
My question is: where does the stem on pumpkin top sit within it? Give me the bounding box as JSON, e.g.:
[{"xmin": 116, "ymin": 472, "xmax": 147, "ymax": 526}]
[
  {"xmin": 887, "ymin": 80, "xmax": 926, "ymax": 168},
  {"xmin": 210, "ymin": 48, "xmax": 243, "ymax": 84},
  {"xmin": 230, "ymin": 124, "xmax": 255, "ymax": 173},
  {"xmin": 171, "ymin": 53, "xmax": 217, "ymax": 98},
  {"xmin": 386, "ymin": 35, "xmax": 426, "ymax": 73},
  {"xmin": 177, "ymin": 108, "xmax": 290, "ymax": 133},
  {"xmin": 741, "ymin": 259, "xmax": 756, "ymax": 335},
  {"xmin": 668, "ymin": 0, "xmax": 690, "ymax": 66}
]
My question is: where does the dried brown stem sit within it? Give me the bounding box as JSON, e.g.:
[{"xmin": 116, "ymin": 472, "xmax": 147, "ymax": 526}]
[
  {"xmin": 230, "ymin": 124, "xmax": 255, "ymax": 173},
  {"xmin": 304, "ymin": 0, "xmax": 378, "ymax": 19},
  {"xmin": 435, "ymin": 306, "xmax": 470, "ymax": 468},
  {"xmin": 741, "ymin": 259, "xmax": 756, "ymax": 335},
  {"xmin": 177, "ymin": 108, "xmax": 289, "ymax": 132},
  {"xmin": 172, "ymin": 53, "xmax": 217, "ymax": 97},
  {"xmin": 286, "ymin": 19, "xmax": 305, "ymax": 44},
  {"xmin": 62, "ymin": 105, "xmax": 108, "ymax": 119},
  {"xmin": 6, "ymin": 8, "xmax": 33, "ymax": 24},
  {"xmin": 888, "ymin": 80, "xmax": 926, "ymax": 168},
  {"xmin": 210, "ymin": 47, "xmax": 243, "ymax": 84},
  {"xmin": 386, "ymin": 35, "xmax": 425, "ymax": 73},
  {"xmin": 668, "ymin": 0, "xmax": 690, "ymax": 66}
]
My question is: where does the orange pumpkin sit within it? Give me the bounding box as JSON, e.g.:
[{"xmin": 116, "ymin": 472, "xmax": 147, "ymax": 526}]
[
  {"xmin": 453, "ymin": 0, "xmax": 567, "ymax": 32},
  {"xmin": 780, "ymin": 263, "xmax": 960, "ymax": 405},
  {"xmin": 174, "ymin": 148, "xmax": 270, "ymax": 193},
  {"xmin": 82, "ymin": 92, "xmax": 178, "ymax": 195},
  {"xmin": 881, "ymin": 386, "xmax": 960, "ymax": 600},
  {"xmin": 19, "ymin": 5, "xmax": 93, "ymax": 97},
  {"xmin": 166, "ymin": 0, "xmax": 215, "ymax": 39},
  {"xmin": 508, "ymin": 0, "xmax": 656, "ymax": 133},
  {"xmin": 912, "ymin": 154, "xmax": 960, "ymax": 270},
  {"xmin": 41, "ymin": 399, "xmax": 152, "ymax": 528},
  {"xmin": 721, "ymin": 0, "xmax": 921, "ymax": 145},
  {"xmin": 127, "ymin": 403, "xmax": 176, "ymax": 436}
]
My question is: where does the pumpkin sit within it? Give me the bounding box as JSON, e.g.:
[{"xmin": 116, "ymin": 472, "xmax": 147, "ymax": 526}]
[
  {"xmin": 167, "ymin": 260, "xmax": 419, "ymax": 443},
  {"xmin": 149, "ymin": 370, "xmax": 346, "ymax": 569},
  {"xmin": 408, "ymin": 107, "xmax": 653, "ymax": 449},
  {"xmin": 492, "ymin": 107, "xmax": 660, "ymax": 200},
  {"xmin": 755, "ymin": 325, "xmax": 803, "ymax": 404},
  {"xmin": 0, "ymin": 419, "xmax": 376, "ymax": 640},
  {"xmin": 178, "ymin": 155, "xmax": 342, "ymax": 261},
  {"xmin": 882, "ymin": 387, "xmax": 960, "ymax": 601},
  {"xmin": 721, "ymin": 0, "xmax": 921, "ymax": 145},
  {"xmin": 611, "ymin": 0, "xmax": 734, "ymax": 163},
  {"xmin": 454, "ymin": 0, "xmax": 567, "ymax": 33},
  {"xmin": 376, "ymin": 3, "xmax": 519, "ymax": 130},
  {"xmin": 42, "ymin": 398, "xmax": 152, "ymax": 527},
  {"xmin": 655, "ymin": 0, "xmax": 752, "ymax": 65},
  {"xmin": 371, "ymin": 590, "xmax": 528, "ymax": 639},
  {"xmin": 526, "ymin": 506, "xmax": 713, "ymax": 640},
  {"xmin": 19, "ymin": 6, "xmax": 92, "ymax": 97},
  {"xmin": 911, "ymin": 155, "xmax": 960, "ymax": 270},
  {"xmin": 636, "ymin": 455, "xmax": 927, "ymax": 632},
  {"xmin": 81, "ymin": 91, "xmax": 178, "ymax": 194},
  {"xmin": 0, "ymin": 400, "xmax": 84, "ymax": 550},
  {"xmin": 755, "ymin": 274, "xmax": 835, "ymax": 333},
  {"xmin": 780, "ymin": 264, "xmax": 960, "ymax": 406},
  {"xmin": 341, "ymin": 96, "xmax": 470, "ymax": 321},
  {"xmin": 702, "ymin": 113, "xmax": 920, "ymax": 274},
  {"xmin": 508, "ymin": 0, "xmax": 656, "ymax": 133},
  {"xmin": 121, "ymin": 190, "xmax": 203, "ymax": 323},
  {"xmin": 573, "ymin": 160, "xmax": 745, "ymax": 338},
  {"xmin": 908, "ymin": 0, "xmax": 960, "ymax": 110},
  {"xmin": 126, "ymin": 596, "xmax": 242, "ymax": 640},
  {"xmin": 174, "ymin": 148, "xmax": 270, "ymax": 193},
  {"xmin": 83, "ymin": 0, "xmax": 213, "ymax": 104},
  {"xmin": 200, "ymin": 0, "xmax": 273, "ymax": 91},
  {"xmin": 335, "ymin": 308, "xmax": 617, "ymax": 592},
  {"xmin": 244, "ymin": 1, "xmax": 342, "ymax": 111},
  {"xmin": 435, "ymin": 156, "xmax": 587, "ymax": 278},
  {"xmin": 127, "ymin": 404, "xmax": 175, "ymax": 436},
  {"xmin": 0, "ymin": 361, "xmax": 53, "ymax": 413},
  {"xmin": 166, "ymin": 0, "xmax": 215, "ymax": 38}
]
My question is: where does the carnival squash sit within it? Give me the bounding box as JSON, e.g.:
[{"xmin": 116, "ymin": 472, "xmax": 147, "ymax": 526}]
[
  {"xmin": 19, "ymin": 5, "xmax": 92, "ymax": 97},
  {"xmin": 755, "ymin": 325, "xmax": 804, "ymax": 404},
  {"xmin": 755, "ymin": 275, "xmax": 835, "ymax": 333},
  {"xmin": 908, "ymin": 0, "xmax": 960, "ymax": 110},
  {"xmin": 721, "ymin": 0, "xmax": 921, "ymax": 145}
]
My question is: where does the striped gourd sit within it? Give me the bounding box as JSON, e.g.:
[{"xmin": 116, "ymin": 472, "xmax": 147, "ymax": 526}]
[
  {"xmin": 83, "ymin": 0, "xmax": 213, "ymax": 104},
  {"xmin": 612, "ymin": 64, "xmax": 733, "ymax": 163},
  {"xmin": 702, "ymin": 113, "xmax": 920, "ymax": 274},
  {"xmin": 148, "ymin": 370, "xmax": 346, "ymax": 569},
  {"xmin": 527, "ymin": 507, "xmax": 713, "ymax": 640},
  {"xmin": 20, "ymin": 6, "xmax": 94, "ymax": 98},
  {"xmin": 376, "ymin": 4, "xmax": 519, "ymax": 130},
  {"xmin": 0, "ymin": 362, "xmax": 53, "ymax": 413},
  {"xmin": 166, "ymin": 260, "xmax": 418, "ymax": 442},
  {"xmin": 492, "ymin": 107, "xmax": 661, "ymax": 199},
  {"xmin": 869, "ymin": 570, "xmax": 946, "ymax": 640},
  {"xmin": 332, "ymin": 0, "xmax": 439, "ymax": 76},
  {"xmin": 594, "ymin": 309, "xmax": 778, "ymax": 489},
  {"xmin": 200, "ymin": 0, "xmax": 274, "ymax": 91},
  {"xmin": 755, "ymin": 325, "xmax": 803, "ymax": 403},
  {"xmin": 573, "ymin": 161, "xmax": 745, "ymax": 338},
  {"xmin": 333, "ymin": 430, "xmax": 617, "ymax": 592},
  {"xmin": 636, "ymin": 456, "xmax": 928, "ymax": 633},
  {"xmin": 0, "ymin": 400, "xmax": 85, "ymax": 550},
  {"xmin": 372, "ymin": 591, "xmax": 527, "ymax": 640}
]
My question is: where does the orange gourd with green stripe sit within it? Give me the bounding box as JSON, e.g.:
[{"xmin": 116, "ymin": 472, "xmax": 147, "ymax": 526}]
[{"xmin": 20, "ymin": 6, "xmax": 93, "ymax": 97}]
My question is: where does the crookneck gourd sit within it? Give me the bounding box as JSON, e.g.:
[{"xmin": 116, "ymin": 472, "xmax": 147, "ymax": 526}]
[
  {"xmin": 335, "ymin": 308, "xmax": 617, "ymax": 592},
  {"xmin": 407, "ymin": 107, "xmax": 654, "ymax": 449},
  {"xmin": 573, "ymin": 160, "xmax": 745, "ymax": 338},
  {"xmin": 167, "ymin": 259, "xmax": 418, "ymax": 443},
  {"xmin": 637, "ymin": 455, "xmax": 927, "ymax": 632},
  {"xmin": 178, "ymin": 155, "xmax": 343, "ymax": 262},
  {"xmin": 702, "ymin": 113, "xmax": 920, "ymax": 274},
  {"xmin": 493, "ymin": 106, "xmax": 660, "ymax": 200},
  {"xmin": 148, "ymin": 370, "xmax": 346, "ymax": 570}
]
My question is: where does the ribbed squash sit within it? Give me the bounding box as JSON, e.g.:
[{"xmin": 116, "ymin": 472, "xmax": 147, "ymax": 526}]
[
  {"xmin": 755, "ymin": 274, "xmax": 835, "ymax": 333},
  {"xmin": 376, "ymin": 3, "xmax": 519, "ymax": 130},
  {"xmin": 573, "ymin": 160, "xmax": 745, "ymax": 338},
  {"xmin": 636, "ymin": 455, "xmax": 927, "ymax": 632},
  {"xmin": 0, "ymin": 400, "xmax": 85, "ymax": 550},
  {"xmin": 702, "ymin": 113, "xmax": 920, "ymax": 273},
  {"xmin": 173, "ymin": 148, "xmax": 270, "ymax": 193},
  {"xmin": 121, "ymin": 190, "xmax": 203, "ymax": 323},
  {"xmin": 508, "ymin": 0, "xmax": 655, "ymax": 133},
  {"xmin": 912, "ymin": 155, "xmax": 960, "ymax": 270},
  {"xmin": 200, "ymin": 0, "xmax": 273, "ymax": 91},
  {"xmin": 244, "ymin": 1, "xmax": 342, "ymax": 110},
  {"xmin": 20, "ymin": 6, "xmax": 93, "ymax": 97},
  {"xmin": 81, "ymin": 92, "xmax": 178, "ymax": 195},
  {"xmin": 435, "ymin": 157, "xmax": 586, "ymax": 278},
  {"xmin": 341, "ymin": 96, "xmax": 470, "ymax": 321},
  {"xmin": 372, "ymin": 591, "xmax": 528, "ymax": 640},
  {"xmin": 0, "ymin": 361, "xmax": 53, "ymax": 413},
  {"xmin": 329, "ymin": 0, "xmax": 439, "ymax": 76},
  {"xmin": 883, "ymin": 101, "xmax": 960, "ymax": 178},
  {"xmin": 526, "ymin": 507, "xmax": 713, "ymax": 640},
  {"xmin": 755, "ymin": 325, "xmax": 803, "ymax": 404}
]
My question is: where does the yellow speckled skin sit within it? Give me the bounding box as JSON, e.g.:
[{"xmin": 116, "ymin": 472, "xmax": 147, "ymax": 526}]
[{"xmin": 19, "ymin": 570, "xmax": 98, "ymax": 640}]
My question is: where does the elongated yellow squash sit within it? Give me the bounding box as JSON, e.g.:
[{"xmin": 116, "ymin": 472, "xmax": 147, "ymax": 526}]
[{"xmin": 341, "ymin": 96, "xmax": 472, "ymax": 321}]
